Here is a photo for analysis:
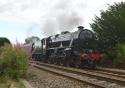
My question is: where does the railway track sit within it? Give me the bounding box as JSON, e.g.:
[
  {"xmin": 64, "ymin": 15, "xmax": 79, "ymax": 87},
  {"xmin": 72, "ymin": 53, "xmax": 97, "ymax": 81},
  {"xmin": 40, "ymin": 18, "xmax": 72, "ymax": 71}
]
[
  {"xmin": 96, "ymin": 67, "xmax": 125, "ymax": 75},
  {"xmin": 30, "ymin": 61, "xmax": 125, "ymax": 88},
  {"xmin": 88, "ymin": 69, "xmax": 125, "ymax": 79}
]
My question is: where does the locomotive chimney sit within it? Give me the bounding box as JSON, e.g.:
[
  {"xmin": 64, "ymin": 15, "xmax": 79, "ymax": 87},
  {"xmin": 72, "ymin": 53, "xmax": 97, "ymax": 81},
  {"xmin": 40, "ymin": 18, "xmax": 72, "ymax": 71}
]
[{"xmin": 78, "ymin": 26, "xmax": 84, "ymax": 31}]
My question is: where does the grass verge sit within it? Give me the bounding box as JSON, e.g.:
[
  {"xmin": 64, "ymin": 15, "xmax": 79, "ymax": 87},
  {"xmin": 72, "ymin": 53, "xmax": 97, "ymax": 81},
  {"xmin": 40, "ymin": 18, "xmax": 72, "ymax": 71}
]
[{"xmin": 0, "ymin": 79, "xmax": 25, "ymax": 88}]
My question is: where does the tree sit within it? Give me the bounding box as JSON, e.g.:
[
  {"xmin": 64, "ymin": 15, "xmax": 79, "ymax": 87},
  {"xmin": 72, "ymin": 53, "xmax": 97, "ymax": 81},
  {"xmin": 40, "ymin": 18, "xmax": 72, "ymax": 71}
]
[
  {"xmin": 91, "ymin": 2, "xmax": 125, "ymax": 66},
  {"xmin": 0, "ymin": 37, "xmax": 11, "ymax": 47},
  {"xmin": 91, "ymin": 2, "xmax": 125, "ymax": 49},
  {"xmin": 25, "ymin": 36, "xmax": 40, "ymax": 44}
]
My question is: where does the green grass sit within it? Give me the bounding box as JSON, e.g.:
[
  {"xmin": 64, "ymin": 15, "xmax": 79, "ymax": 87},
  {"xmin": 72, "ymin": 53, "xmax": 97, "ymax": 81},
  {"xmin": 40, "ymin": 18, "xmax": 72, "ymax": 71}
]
[{"xmin": 19, "ymin": 80, "xmax": 25, "ymax": 88}]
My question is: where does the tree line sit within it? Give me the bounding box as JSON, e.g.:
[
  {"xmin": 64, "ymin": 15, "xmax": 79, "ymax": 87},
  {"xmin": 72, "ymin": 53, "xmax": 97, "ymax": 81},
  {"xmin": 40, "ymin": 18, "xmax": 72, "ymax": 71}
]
[{"xmin": 91, "ymin": 2, "xmax": 125, "ymax": 66}]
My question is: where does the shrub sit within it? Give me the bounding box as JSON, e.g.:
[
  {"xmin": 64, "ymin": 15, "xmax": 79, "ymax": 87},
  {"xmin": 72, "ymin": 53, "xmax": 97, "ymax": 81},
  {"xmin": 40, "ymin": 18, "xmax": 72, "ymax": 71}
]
[
  {"xmin": 0, "ymin": 37, "xmax": 11, "ymax": 47},
  {"xmin": 0, "ymin": 44, "xmax": 28, "ymax": 80},
  {"xmin": 113, "ymin": 44, "xmax": 125, "ymax": 65},
  {"xmin": 102, "ymin": 44, "xmax": 125, "ymax": 66}
]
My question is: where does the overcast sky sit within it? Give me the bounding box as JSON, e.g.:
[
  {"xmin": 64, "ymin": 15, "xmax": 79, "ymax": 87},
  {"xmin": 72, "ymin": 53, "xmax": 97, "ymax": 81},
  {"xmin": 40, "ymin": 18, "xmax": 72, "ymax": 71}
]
[{"xmin": 0, "ymin": 0, "xmax": 124, "ymax": 44}]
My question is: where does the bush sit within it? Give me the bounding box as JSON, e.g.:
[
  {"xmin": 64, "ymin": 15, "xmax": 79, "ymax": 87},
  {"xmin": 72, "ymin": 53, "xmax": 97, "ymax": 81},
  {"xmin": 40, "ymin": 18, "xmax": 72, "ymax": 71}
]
[
  {"xmin": 0, "ymin": 37, "xmax": 11, "ymax": 47},
  {"xmin": 113, "ymin": 44, "xmax": 125, "ymax": 65},
  {"xmin": 102, "ymin": 44, "xmax": 125, "ymax": 67},
  {"xmin": 0, "ymin": 44, "xmax": 28, "ymax": 81}
]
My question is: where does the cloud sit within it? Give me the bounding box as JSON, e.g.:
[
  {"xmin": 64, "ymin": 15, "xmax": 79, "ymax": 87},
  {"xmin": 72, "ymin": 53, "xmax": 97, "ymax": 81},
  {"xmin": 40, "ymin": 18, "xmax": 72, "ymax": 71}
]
[
  {"xmin": 0, "ymin": 0, "xmax": 50, "ymax": 23},
  {"xmin": 0, "ymin": 0, "xmax": 124, "ymax": 36}
]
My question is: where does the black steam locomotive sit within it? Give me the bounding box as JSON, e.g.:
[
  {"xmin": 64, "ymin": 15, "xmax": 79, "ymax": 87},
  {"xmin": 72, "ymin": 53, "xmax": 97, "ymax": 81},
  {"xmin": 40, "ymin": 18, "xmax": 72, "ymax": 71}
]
[{"xmin": 32, "ymin": 26, "xmax": 101, "ymax": 68}]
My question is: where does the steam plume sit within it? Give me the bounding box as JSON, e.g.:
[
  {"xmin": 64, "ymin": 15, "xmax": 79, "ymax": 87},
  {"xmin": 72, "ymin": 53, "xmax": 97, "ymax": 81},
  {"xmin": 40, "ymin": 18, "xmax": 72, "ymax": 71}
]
[{"xmin": 42, "ymin": 0, "xmax": 84, "ymax": 36}]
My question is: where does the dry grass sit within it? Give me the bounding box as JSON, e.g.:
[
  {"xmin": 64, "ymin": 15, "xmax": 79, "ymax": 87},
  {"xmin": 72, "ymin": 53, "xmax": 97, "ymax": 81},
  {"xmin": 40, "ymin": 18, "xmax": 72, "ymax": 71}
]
[{"xmin": 0, "ymin": 79, "xmax": 25, "ymax": 88}]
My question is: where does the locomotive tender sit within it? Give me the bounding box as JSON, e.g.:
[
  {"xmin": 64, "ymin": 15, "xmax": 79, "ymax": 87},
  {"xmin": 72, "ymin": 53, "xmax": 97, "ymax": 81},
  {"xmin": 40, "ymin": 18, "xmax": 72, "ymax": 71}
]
[{"xmin": 32, "ymin": 26, "xmax": 101, "ymax": 68}]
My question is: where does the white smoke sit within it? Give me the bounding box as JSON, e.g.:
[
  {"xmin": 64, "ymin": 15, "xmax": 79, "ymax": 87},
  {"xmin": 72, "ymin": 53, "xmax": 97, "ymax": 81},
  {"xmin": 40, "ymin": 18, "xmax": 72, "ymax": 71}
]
[
  {"xmin": 42, "ymin": 0, "xmax": 85, "ymax": 36},
  {"xmin": 43, "ymin": 12, "xmax": 83, "ymax": 36}
]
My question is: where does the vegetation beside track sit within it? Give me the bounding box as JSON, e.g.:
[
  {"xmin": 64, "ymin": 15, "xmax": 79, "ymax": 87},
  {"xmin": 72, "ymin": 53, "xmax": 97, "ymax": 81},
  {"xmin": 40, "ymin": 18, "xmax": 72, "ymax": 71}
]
[
  {"xmin": 0, "ymin": 79, "xmax": 25, "ymax": 88},
  {"xmin": 0, "ymin": 44, "xmax": 28, "ymax": 88}
]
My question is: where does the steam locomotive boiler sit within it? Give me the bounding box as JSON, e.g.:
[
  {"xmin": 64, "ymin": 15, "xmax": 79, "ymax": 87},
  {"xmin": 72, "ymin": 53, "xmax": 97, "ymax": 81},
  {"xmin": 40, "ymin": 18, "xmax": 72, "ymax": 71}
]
[{"xmin": 39, "ymin": 26, "xmax": 100, "ymax": 68}]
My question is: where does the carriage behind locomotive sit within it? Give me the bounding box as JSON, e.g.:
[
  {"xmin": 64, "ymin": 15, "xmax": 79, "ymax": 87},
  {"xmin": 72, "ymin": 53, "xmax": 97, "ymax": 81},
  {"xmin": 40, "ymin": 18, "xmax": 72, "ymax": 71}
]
[{"xmin": 32, "ymin": 26, "xmax": 101, "ymax": 68}]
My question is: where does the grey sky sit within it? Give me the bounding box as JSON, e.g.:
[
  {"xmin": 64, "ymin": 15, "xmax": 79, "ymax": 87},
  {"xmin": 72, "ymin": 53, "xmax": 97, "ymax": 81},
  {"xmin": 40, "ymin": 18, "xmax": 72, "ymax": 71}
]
[{"xmin": 0, "ymin": 0, "xmax": 124, "ymax": 43}]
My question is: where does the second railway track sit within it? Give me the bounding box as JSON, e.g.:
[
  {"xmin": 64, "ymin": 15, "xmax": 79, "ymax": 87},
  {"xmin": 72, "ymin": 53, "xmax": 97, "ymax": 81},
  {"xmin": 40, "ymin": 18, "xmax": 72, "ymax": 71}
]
[{"xmin": 30, "ymin": 61, "xmax": 125, "ymax": 88}]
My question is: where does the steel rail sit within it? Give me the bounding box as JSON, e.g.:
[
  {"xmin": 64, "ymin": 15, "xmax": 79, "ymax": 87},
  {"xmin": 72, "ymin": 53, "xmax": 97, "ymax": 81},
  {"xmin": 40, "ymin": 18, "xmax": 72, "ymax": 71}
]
[
  {"xmin": 33, "ymin": 61, "xmax": 125, "ymax": 86},
  {"xmin": 30, "ymin": 63, "xmax": 105, "ymax": 88}
]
